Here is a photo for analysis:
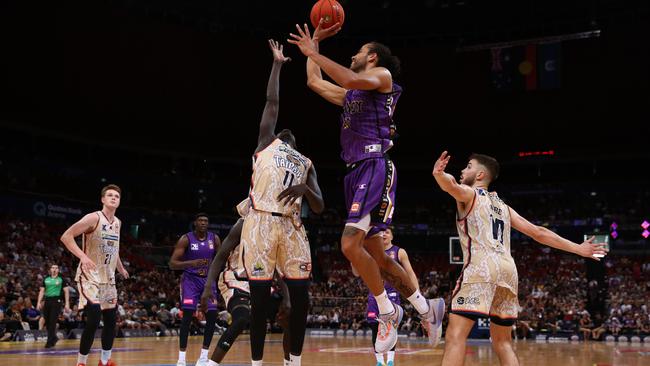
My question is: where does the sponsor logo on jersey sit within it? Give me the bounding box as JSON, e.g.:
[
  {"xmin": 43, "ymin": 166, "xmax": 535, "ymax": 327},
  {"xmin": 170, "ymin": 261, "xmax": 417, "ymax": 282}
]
[
  {"xmin": 350, "ymin": 202, "xmax": 360, "ymax": 213},
  {"xmin": 299, "ymin": 262, "xmax": 312, "ymax": 272},
  {"xmin": 252, "ymin": 262, "xmax": 265, "ymax": 276},
  {"xmin": 183, "ymin": 298, "xmax": 194, "ymax": 305},
  {"xmin": 190, "ymin": 243, "xmax": 199, "ymax": 251},
  {"xmin": 101, "ymin": 233, "xmax": 119, "ymax": 241},
  {"xmin": 456, "ymin": 296, "xmax": 480, "ymax": 305},
  {"xmin": 367, "ymin": 311, "xmax": 377, "ymax": 319}
]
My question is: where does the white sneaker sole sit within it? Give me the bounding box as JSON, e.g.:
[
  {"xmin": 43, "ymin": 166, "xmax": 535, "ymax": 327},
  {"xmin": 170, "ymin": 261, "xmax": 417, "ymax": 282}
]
[
  {"xmin": 374, "ymin": 304, "xmax": 404, "ymax": 353},
  {"xmin": 430, "ymin": 298, "xmax": 445, "ymax": 347}
]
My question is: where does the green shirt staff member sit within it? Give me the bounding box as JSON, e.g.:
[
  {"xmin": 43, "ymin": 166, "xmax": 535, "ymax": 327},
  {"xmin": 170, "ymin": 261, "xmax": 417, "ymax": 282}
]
[{"xmin": 37, "ymin": 264, "xmax": 70, "ymax": 348}]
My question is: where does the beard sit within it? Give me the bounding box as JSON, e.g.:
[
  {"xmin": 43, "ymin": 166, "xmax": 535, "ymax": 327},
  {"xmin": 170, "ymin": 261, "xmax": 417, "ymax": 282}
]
[
  {"xmin": 461, "ymin": 175, "xmax": 475, "ymax": 186},
  {"xmin": 350, "ymin": 60, "xmax": 366, "ymax": 73}
]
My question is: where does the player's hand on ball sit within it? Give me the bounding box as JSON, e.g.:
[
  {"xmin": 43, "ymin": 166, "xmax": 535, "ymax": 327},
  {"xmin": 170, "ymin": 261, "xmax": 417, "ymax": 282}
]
[
  {"xmin": 432, "ymin": 151, "xmax": 451, "ymax": 176},
  {"xmin": 278, "ymin": 184, "xmax": 309, "ymax": 206},
  {"xmin": 313, "ymin": 18, "xmax": 341, "ymax": 42},
  {"xmin": 268, "ymin": 39, "xmax": 291, "ymax": 64},
  {"xmin": 577, "ymin": 236, "xmax": 609, "ymax": 260},
  {"xmin": 288, "ymin": 23, "xmax": 318, "ymax": 57}
]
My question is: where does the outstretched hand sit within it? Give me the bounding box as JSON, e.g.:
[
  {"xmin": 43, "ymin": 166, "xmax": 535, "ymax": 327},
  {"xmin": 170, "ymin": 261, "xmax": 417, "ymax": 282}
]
[
  {"xmin": 269, "ymin": 39, "xmax": 291, "ymax": 64},
  {"xmin": 312, "ymin": 18, "xmax": 341, "ymax": 42},
  {"xmin": 575, "ymin": 236, "xmax": 609, "ymax": 261},
  {"xmin": 287, "ymin": 23, "xmax": 318, "ymax": 57},
  {"xmin": 432, "ymin": 151, "xmax": 451, "ymax": 176}
]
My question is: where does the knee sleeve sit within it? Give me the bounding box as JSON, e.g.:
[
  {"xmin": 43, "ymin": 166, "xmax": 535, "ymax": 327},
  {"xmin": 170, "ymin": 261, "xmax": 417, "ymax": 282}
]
[
  {"xmin": 490, "ymin": 315, "xmax": 516, "ymax": 327},
  {"xmin": 217, "ymin": 306, "xmax": 250, "ymax": 352},
  {"xmin": 79, "ymin": 305, "xmax": 101, "ymax": 355},
  {"xmin": 101, "ymin": 308, "xmax": 117, "ymax": 350},
  {"xmin": 286, "ymin": 282, "xmax": 309, "ymax": 356},
  {"xmin": 249, "ymin": 281, "xmax": 272, "ymax": 361},
  {"xmin": 179, "ymin": 309, "xmax": 194, "ymax": 350},
  {"xmin": 202, "ymin": 310, "xmax": 218, "ymax": 348}
]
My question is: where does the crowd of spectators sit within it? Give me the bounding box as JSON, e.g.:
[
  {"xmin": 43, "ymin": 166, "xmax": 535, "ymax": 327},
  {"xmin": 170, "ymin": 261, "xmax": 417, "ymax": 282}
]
[{"xmin": 1, "ymin": 216, "xmax": 649, "ymax": 343}]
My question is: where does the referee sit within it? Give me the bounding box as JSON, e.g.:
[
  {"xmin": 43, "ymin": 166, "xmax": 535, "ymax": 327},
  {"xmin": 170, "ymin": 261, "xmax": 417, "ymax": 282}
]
[{"xmin": 37, "ymin": 264, "xmax": 70, "ymax": 348}]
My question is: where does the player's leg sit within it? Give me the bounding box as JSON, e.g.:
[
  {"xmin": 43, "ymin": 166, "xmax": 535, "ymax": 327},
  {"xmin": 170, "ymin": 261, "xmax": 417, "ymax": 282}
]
[
  {"xmin": 177, "ymin": 275, "xmax": 197, "ymax": 366},
  {"xmin": 98, "ymin": 284, "xmax": 118, "ymax": 366},
  {"xmin": 369, "ymin": 322, "xmax": 385, "ymax": 366},
  {"xmin": 366, "ymin": 157, "xmax": 445, "ymax": 339},
  {"xmin": 488, "ymin": 287, "xmax": 519, "ymax": 366},
  {"xmin": 285, "ymin": 279, "xmax": 309, "ymax": 364},
  {"xmin": 342, "ymin": 160, "xmax": 389, "ymax": 298},
  {"xmin": 342, "ymin": 224, "xmax": 401, "ymax": 354},
  {"xmin": 364, "ymin": 231, "xmax": 442, "ymax": 335},
  {"xmin": 343, "ymin": 159, "xmax": 404, "ymax": 353},
  {"xmin": 386, "ymin": 347, "xmax": 395, "ymax": 366},
  {"xmin": 440, "ymin": 313, "xmax": 476, "ymax": 366},
  {"xmin": 243, "ymin": 212, "xmax": 277, "ymax": 365},
  {"xmin": 197, "ymin": 280, "xmax": 218, "ymax": 366},
  {"xmin": 341, "ymin": 224, "xmax": 385, "ymax": 295},
  {"xmin": 249, "ymin": 280, "xmax": 271, "ymax": 364},
  {"xmin": 77, "ymin": 280, "xmax": 101, "ymax": 366},
  {"xmin": 209, "ymin": 293, "xmax": 250, "ymax": 365},
  {"xmin": 281, "ymin": 319, "xmax": 291, "ymax": 365},
  {"xmin": 489, "ymin": 321, "xmax": 519, "ymax": 366},
  {"xmin": 277, "ymin": 222, "xmax": 311, "ymax": 366}
]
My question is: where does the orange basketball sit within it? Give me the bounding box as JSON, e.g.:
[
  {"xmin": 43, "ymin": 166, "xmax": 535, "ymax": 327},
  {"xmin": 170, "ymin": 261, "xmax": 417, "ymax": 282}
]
[{"xmin": 310, "ymin": 0, "xmax": 345, "ymax": 30}]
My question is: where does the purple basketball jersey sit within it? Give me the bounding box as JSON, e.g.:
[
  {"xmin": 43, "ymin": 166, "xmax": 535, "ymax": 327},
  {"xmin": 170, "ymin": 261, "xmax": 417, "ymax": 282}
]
[
  {"xmin": 340, "ymin": 83, "xmax": 402, "ymax": 165},
  {"xmin": 183, "ymin": 231, "xmax": 217, "ymax": 277},
  {"xmin": 367, "ymin": 244, "xmax": 402, "ymax": 322}
]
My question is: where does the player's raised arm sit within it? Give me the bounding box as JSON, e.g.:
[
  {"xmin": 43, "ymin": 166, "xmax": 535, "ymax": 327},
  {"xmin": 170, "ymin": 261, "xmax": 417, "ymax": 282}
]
[
  {"xmin": 509, "ymin": 206, "xmax": 609, "ymax": 260},
  {"xmin": 289, "ymin": 23, "xmax": 390, "ymax": 91},
  {"xmin": 257, "ymin": 39, "xmax": 291, "ymax": 153},
  {"xmin": 306, "ymin": 20, "xmax": 346, "ymax": 106},
  {"xmin": 60, "ymin": 213, "xmax": 100, "ymax": 271},
  {"xmin": 432, "ymin": 151, "xmax": 474, "ymax": 205}
]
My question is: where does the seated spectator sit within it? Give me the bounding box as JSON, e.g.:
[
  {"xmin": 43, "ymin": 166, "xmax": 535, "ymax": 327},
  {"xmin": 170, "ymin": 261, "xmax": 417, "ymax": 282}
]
[{"xmin": 21, "ymin": 298, "xmax": 41, "ymax": 330}]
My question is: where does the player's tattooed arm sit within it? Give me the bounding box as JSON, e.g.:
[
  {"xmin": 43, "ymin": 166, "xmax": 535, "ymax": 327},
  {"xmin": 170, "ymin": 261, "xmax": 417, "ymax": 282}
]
[{"xmin": 168, "ymin": 235, "xmax": 207, "ymax": 270}]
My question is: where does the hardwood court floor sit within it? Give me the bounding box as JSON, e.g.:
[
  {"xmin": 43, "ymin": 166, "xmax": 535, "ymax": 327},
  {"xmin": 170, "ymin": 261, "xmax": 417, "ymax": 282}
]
[{"xmin": 1, "ymin": 334, "xmax": 649, "ymax": 366}]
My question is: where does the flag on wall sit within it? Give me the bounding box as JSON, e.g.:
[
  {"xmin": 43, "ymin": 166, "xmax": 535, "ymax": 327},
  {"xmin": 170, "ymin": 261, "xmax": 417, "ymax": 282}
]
[
  {"xmin": 491, "ymin": 42, "xmax": 561, "ymax": 91},
  {"xmin": 538, "ymin": 42, "xmax": 562, "ymax": 89}
]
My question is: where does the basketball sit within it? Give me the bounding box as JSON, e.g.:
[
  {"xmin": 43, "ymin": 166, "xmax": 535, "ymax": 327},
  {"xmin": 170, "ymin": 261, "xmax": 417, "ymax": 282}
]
[{"xmin": 310, "ymin": 0, "xmax": 345, "ymax": 30}]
